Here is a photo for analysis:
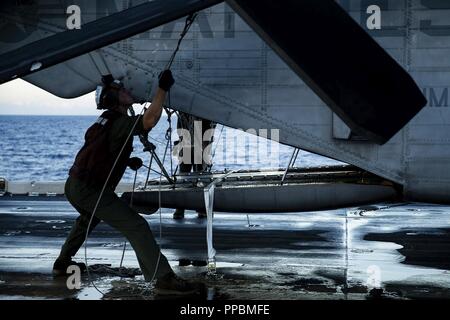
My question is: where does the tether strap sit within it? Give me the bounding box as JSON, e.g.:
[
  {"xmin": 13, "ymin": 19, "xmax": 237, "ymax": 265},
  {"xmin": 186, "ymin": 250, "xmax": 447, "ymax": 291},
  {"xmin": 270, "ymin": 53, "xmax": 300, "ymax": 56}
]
[{"xmin": 165, "ymin": 13, "xmax": 198, "ymax": 70}]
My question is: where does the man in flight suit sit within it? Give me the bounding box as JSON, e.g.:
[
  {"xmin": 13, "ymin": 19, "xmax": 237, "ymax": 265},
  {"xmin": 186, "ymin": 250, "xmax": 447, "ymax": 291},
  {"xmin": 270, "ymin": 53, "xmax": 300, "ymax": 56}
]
[
  {"xmin": 173, "ymin": 112, "xmax": 216, "ymax": 219},
  {"xmin": 53, "ymin": 70, "xmax": 200, "ymax": 294}
]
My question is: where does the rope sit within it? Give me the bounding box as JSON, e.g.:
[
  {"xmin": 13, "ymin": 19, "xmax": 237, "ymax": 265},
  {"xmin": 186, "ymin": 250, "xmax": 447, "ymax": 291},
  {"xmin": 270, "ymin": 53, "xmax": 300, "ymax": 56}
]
[
  {"xmin": 82, "ymin": 12, "xmax": 198, "ymax": 299},
  {"xmin": 84, "ymin": 106, "xmax": 146, "ymax": 297},
  {"xmin": 165, "ymin": 13, "xmax": 197, "ymax": 70},
  {"xmin": 149, "ymin": 128, "xmax": 172, "ymax": 282},
  {"xmin": 119, "ymin": 169, "xmax": 138, "ymax": 273},
  {"xmin": 164, "ymin": 106, "xmax": 175, "ymax": 176}
]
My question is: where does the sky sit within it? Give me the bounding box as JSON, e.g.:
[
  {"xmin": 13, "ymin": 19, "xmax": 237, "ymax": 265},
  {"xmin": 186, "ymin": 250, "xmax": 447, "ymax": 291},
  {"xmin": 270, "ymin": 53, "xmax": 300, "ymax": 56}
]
[{"xmin": 0, "ymin": 79, "xmax": 97, "ymax": 115}]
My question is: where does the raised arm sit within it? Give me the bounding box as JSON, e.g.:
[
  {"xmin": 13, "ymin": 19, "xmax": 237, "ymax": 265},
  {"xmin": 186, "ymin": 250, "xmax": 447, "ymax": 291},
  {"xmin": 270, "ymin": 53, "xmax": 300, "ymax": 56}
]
[{"xmin": 142, "ymin": 70, "xmax": 174, "ymax": 131}]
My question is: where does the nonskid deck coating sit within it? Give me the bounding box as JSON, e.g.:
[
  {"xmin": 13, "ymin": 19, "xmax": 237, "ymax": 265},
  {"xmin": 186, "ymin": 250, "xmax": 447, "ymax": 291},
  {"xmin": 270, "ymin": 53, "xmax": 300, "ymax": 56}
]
[{"xmin": 0, "ymin": 197, "xmax": 449, "ymax": 300}]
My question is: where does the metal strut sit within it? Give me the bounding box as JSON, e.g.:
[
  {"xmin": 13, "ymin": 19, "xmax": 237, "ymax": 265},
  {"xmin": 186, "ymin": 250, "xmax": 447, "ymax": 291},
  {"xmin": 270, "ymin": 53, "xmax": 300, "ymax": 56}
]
[
  {"xmin": 139, "ymin": 133, "xmax": 174, "ymax": 184},
  {"xmin": 281, "ymin": 148, "xmax": 300, "ymax": 185}
]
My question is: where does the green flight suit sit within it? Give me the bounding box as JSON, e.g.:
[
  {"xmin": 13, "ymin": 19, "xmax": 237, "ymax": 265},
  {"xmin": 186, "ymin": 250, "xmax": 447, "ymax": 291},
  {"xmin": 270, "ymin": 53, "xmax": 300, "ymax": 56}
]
[{"xmin": 58, "ymin": 113, "xmax": 172, "ymax": 281}]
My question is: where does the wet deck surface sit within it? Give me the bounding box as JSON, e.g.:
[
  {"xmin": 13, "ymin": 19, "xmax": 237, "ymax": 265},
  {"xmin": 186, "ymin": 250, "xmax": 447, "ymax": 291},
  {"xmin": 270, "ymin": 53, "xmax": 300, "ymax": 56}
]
[{"xmin": 1, "ymin": 196, "xmax": 450, "ymax": 300}]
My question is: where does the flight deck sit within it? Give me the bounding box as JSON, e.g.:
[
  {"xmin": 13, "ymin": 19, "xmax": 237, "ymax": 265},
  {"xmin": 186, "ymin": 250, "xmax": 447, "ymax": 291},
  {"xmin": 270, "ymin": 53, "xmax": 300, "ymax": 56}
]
[{"xmin": 1, "ymin": 196, "xmax": 449, "ymax": 300}]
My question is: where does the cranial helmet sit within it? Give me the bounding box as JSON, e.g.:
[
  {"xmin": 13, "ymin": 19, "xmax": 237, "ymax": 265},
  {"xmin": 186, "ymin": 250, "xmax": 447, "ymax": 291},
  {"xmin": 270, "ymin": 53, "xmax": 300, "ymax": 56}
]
[{"xmin": 95, "ymin": 74, "xmax": 124, "ymax": 110}]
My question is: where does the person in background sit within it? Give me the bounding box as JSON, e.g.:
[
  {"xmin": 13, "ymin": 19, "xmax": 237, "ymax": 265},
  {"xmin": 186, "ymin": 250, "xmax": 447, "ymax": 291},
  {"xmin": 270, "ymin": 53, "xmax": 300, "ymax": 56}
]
[{"xmin": 173, "ymin": 112, "xmax": 216, "ymax": 219}]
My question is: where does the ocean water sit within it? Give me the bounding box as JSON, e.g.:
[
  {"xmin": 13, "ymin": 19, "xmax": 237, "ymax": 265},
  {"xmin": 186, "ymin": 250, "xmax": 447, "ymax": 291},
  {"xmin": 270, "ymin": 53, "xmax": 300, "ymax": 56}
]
[{"xmin": 0, "ymin": 115, "xmax": 341, "ymax": 182}]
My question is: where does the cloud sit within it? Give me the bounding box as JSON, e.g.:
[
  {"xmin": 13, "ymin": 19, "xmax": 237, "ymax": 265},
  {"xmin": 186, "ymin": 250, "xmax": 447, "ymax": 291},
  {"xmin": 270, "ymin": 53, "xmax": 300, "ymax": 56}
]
[{"xmin": 0, "ymin": 79, "xmax": 97, "ymax": 115}]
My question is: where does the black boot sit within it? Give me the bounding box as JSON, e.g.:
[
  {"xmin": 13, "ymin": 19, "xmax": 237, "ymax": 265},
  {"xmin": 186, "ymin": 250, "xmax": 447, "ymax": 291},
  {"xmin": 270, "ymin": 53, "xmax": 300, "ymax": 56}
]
[
  {"xmin": 196, "ymin": 211, "xmax": 207, "ymax": 219},
  {"xmin": 173, "ymin": 209, "xmax": 185, "ymax": 220},
  {"xmin": 155, "ymin": 272, "xmax": 204, "ymax": 295},
  {"xmin": 52, "ymin": 258, "xmax": 86, "ymax": 277}
]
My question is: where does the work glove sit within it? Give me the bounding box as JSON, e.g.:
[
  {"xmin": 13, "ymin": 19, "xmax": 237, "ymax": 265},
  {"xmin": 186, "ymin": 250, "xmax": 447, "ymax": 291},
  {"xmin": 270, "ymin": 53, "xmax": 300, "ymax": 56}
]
[
  {"xmin": 158, "ymin": 70, "xmax": 175, "ymax": 92},
  {"xmin": 127, "ymin": 157, "xmax": 143, "ymax": 171}
]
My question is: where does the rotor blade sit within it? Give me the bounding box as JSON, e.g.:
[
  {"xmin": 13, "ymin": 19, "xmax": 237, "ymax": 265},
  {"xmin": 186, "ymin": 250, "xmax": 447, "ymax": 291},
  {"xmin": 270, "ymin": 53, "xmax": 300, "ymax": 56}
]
[
  {"xmin": 0, "ymin": 0, "xmax": 223, "ymax": 85},
  {"xmin": 227, "ymin": 0, "xmax": 427, "ymax": 144}
]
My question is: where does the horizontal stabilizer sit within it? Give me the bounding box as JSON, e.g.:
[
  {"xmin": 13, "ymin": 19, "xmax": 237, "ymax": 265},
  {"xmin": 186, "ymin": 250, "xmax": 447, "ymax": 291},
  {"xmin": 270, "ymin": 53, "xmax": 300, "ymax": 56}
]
[
  {"xmin": 227, "ymin": 0, "xmax": 427, "ymax": 144},
  {"xmin": 0, "ymin": 0, "xmax": 222, "ymax": 85}
]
